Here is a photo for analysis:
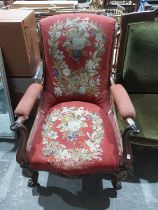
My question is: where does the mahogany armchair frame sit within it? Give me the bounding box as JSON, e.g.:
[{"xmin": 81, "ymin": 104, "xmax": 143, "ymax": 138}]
[
  {"xmin": 10, "ymin": 83, "xmax": 139, "ymax": 190},
  {"xmin": 10, "ymin": 14, "xmax": 139, "ymax": 189}
]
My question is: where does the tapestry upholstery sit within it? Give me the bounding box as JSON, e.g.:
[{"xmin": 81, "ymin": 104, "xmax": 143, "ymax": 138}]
[
  {"xmin": 40, "ymin": 14, "xmax": 115, "ymax": 105},
  {"xmin": 26, "ymin": 14, "xmax": 122, "ymax": 175},
  {"xmin": 122, "ymin": 21, "xmax": 158, "ymax": 93},
  {"xmin": 27, "ymin": 101, "xmax": 121, "ymax": 175}
]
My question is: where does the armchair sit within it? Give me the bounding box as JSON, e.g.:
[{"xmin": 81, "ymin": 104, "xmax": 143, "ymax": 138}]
[
  {"xmin": 116, "ymin": 9, "xmax": 158, "ymax": 145},
  {"xmin": 11, "ymin": 14, "xmax": 138, "ymax": 190}
]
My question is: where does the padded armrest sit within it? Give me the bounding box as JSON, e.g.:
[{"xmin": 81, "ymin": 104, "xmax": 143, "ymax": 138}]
[
  {"xmin": 14, "ymin": 83, "xmax": 43, "ymax": 118},
  {"xmin": 110, "ymin": 84, "xmax": 136, "ymax": 119}
]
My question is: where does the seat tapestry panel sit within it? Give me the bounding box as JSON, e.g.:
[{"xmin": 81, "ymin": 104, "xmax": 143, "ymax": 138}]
[
  {"xmin": 27, "ymin": 101, "xmax": 121, "ymax": 175},
  {"xmin": 42, "ymin": 106, "xmax": 104, "ymax": 170}
]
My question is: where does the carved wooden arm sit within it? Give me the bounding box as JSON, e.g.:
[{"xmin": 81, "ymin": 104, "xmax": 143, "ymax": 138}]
[
  {"xmin": 110, "ymin": 82, "xmax": 139, "ymax": 174},
  {"xmin": 14, "ymin": 83, "xmax": 43, "ymax": 119},
  {"xmin": 10, "ymin": 83, "xmax": 43, "ymax": 165},
  {"xmin": 110, "ymin": 83, "xmax": 136, "ymax": 119}
]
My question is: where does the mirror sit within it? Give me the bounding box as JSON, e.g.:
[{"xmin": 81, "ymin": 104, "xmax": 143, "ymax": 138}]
[{"xmin": 0, "ymin": 47, "xmax": 15, "ymax": 139}]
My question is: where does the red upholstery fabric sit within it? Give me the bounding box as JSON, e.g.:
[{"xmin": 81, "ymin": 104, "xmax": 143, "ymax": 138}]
[
  {"xmin": 40, "ymin": 14, "xmax": 115, "ymax": 105},
  {"xmin": 14, "ymin": 83, "xmax": 43, "ymax": 118},
  {"xmin": 27, "ymin": 101, "xmax": 121, "ymax": 176},
  {"xmin": 110, "ymin": 84, "xmax": 136, "ymax": 119},
  {"xmin": 25, "ymin": 15, "xmax": 123, "ymax": 176}
]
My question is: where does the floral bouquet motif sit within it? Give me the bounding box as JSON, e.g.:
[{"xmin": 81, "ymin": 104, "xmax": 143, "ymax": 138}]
[
  {"xmin": 48, "ymin": 17, "xmax": 105, "ymax": 97},
  {"xmin": 42, "ymin": 107, "xmax": 104, "ymax": 169}
]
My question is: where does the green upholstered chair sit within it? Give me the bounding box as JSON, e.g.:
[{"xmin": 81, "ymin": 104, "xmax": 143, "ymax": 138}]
[{"xmin": 116, "ymin": 9, "xmax": 158, "ymax": 146}]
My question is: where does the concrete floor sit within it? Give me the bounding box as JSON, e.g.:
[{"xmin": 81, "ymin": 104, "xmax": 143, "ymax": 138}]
[{"xmin": 0, "ymin": 131, "xmax": 158, "ymax": 210}]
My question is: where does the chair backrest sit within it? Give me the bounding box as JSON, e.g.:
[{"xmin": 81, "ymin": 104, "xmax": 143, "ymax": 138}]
[
  {"xmin": 40, "ymin": 14, "xmax": 115, "ymax": 104},
  {"xmin": 116, "ymin": 9, "xmax": 158, "ymax": 93}
]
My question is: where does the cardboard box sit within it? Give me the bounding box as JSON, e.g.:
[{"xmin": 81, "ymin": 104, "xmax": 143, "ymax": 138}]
[{"xmin": 0, "ymin": 9, "xmax": 41, "ymax": 76}]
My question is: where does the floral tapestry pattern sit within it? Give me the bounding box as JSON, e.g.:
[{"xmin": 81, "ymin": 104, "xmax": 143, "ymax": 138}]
[
  {"xmin": 42, "ymin": 107, "xmax": 104, "ymax": 169},
  {"xmin": 48, "ymin": 17, "xmax": 106, "ymax": 97}
]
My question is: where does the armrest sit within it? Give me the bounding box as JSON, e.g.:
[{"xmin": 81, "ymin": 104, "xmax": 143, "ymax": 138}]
[
  {"xmin": 14, "ymin": 83, "xmax": 43, "ymax": 119},
  {"xmin": 110, "ymin": 84, "xmax": 136, "ymax": 119}
]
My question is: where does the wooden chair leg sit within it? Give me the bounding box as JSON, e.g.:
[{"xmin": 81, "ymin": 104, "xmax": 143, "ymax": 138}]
[
  {"xmin": 111, "ymin": 169, "xmax": 128, "ymax": 190},
  {"xmin": 22, "ymin": 166, "xmax": 39, "ymax": 188},
  {"xmin": 28, "ymin": 171, "xmax": 39, "ymax": 188},
  {"xmin": 111, "ymin": 175, "xmax": 122, "ymax": 190}
]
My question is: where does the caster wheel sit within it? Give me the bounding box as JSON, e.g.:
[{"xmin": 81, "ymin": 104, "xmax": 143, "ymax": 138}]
[
  {"xmin": 27, "ymin": 178, "xmax": 39, "ymax": 188},
  {"xmin": 112, "ymin": 179, "xmax": 122, "ymax": 190},
  {"xmin": 28, "ymin": 178, "xmax": 35, "ymax": 188},
  {"xmin": 115, "ymin": 181, "xmax": 122, "ymax": 190},
  {"xmin": 27, "ymin": 171, "xmax": 39, "ymax": 188}
]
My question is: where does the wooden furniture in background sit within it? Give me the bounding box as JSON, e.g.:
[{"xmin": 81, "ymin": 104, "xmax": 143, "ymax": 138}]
[
  {"xmin": 0, "ymin": 9, "xmax": 40, "ymax": 76},
  {"xmin": 12, "ymin": 1, "xmax": 78, "ymax": 10}
]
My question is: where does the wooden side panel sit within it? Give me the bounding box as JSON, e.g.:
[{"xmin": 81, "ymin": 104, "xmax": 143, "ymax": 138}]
[{"xmin": 23, "ymin": 12, "xmax": 41, "ymax": 74}]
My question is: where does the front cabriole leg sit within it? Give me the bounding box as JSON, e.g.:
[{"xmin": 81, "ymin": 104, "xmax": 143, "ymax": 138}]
[{"xmin": 10, "ymin": 117, "xmax": 39, "ymax": 187}]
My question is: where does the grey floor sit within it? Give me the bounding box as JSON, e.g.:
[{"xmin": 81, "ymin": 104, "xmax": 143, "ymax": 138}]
[{"xmin": 0, "ymin": 127, "xmax": 158, "ymax": 210}]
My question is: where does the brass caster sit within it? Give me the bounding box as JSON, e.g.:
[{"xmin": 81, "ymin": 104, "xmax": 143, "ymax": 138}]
[
  {"xmin": 111, "ymin": 179, "xmax": 122, "ymax": 190},
  {"xmin": 27, "ymin": 171, "xmax": 39, "ymax": 188}
]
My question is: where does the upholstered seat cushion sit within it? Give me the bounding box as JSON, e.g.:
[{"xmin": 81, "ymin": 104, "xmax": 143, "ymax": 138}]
[
  {"xmin": 118, "ymin": 94, "xmax": 158, "ymax": 145},
  {"xmin": 27, "ymin": 101, "xmax": 121, "ymax": 176}
]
